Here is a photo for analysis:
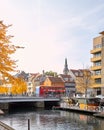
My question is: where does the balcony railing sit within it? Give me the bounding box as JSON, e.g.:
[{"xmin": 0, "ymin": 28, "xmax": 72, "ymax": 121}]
[
  {"xmin": 90, "ymin": 48, "xmax": 102, "ymax": 54},
  {"xmin": 91, "ymin": 74, "xmax": 101, "ymax": 79},
  {"xmin": 90, "ymin": 56, "xmax": 101, "ymax": 62},
  {"xmin": 91, "ymin": 84, "xmax": 102, "ymax": 88},
  {"xmin": 90, "ymin": 65, "xmax": 102, "ymax": 71}
]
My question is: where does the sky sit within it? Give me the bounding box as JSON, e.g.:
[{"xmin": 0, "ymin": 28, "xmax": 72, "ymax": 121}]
[{"xmin": 0, "ymin": 0, "xmax": 104, "ymax": 74}]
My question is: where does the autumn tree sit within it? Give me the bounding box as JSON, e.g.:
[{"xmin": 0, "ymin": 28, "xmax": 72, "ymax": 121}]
[
  {"xmin": 0, "ymin": 21, "xmax": 26, "ymax": 94},
  {"xmin": 0, "ymin": 85, "xmax": 8, "ymax": 95},
  {"xmin": 0, "ymin": 21, "xmax": 17, "ymax": 84},
  {"xmin": 76, "ymin": 69, "xmax": 95, "ymax": 97},
  {"xmin": 11, "ymin": 77, "xmax": 27, "ymax": 95}
]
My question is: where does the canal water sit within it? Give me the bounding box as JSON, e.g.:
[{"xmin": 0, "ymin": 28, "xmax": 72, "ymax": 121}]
[{"xmin": 0, "ymin": 108, "xmax": 104, "ymax": 130}]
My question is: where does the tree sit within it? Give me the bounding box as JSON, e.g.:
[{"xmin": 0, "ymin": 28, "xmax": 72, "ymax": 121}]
[
  {"xmin": 0, "ymin": 21, "xmax": 27, "ymax": 95},
  {"xmin": 11, "ymin": 77, "xmax": 27, "ymax": 95},
  {"xmin": 0, "ymin": 21, "xmax": 20, "ymax": 84},
  {"xmin": 0, "ymin": 85, "xmax": 8, "ymax": 95},
  {"xmin": 45, "ymin": 71, "xmax": 58, "ymax": 77},
  {"xmin": 76, "ymin": 69, "xmax": 95, "ymax": 97}
]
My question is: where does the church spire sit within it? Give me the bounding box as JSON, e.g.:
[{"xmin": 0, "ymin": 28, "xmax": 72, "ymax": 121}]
[{"xmin": 63, "ymin": 58, "xmax": 69, "ymax": 75}]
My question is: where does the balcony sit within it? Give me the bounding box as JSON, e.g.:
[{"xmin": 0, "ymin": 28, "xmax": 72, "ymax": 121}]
[
  {"xmin": 91, "ymin": 84, "xmax": 102, "ymax": 88},
  {"xmin": 90, "ymin": 56, "xmax": 101, "ymax": 62},
  {"xmin": 90, "ymin": 65, "xmax": 102, "ymax": 71},
  {"xmin": 91, "ymin": 74, "xmax": 101, "ymax": 79},
  {"xmin": 90, "ymin": 48, "xmax": 102, "ymax": 54}
]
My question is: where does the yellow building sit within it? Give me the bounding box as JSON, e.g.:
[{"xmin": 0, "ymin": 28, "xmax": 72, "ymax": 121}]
[{"xmin": 90, "ymin": 31, "xmax": 104, "ymax": 95}]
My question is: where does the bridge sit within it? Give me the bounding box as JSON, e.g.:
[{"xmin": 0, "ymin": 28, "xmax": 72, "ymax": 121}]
[
  {"xmin": 0, "ymin": 96, "xmax": 60, "ymax": 111},
  {"xmin": 0, "ymin": 96, "xmax": 60, "ymax": 103}
]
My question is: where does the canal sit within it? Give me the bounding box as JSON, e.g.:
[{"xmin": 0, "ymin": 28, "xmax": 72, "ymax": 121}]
[{"xmin": 0, "ymin": 108, "xmax": 104, "ymax": 130}]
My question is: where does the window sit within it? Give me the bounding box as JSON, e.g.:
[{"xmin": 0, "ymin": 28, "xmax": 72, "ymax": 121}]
[
  {"xmin": 94, "ymin": 61, "xmax": 101, "ymax": 66},
  {"xmin": 95, "ymin": 78, "xmax": 101, "ymax": 84},
  {"xmin": 94, "ymin": 52, "xmax": 101, "ymax": 57},
  {"xmin": 28, "ymin": 82, "xmax": 31, "ymax": 86},
  {"xmin": 95, "ymin": 70, "xmax": 101, "ymax": 75},
  {"xmin": 94, "ymin": 44, "xmax": 102, "ymax": 49}
]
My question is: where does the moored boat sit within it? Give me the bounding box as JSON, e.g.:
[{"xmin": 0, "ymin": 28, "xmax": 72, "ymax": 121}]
[
  {"xmin": 60, "ymin": 97, "xmax": 101, "ymax": 113},
  {"xmin": 77, "ymin": 97, "xmax": 100, "ymax": 111}
]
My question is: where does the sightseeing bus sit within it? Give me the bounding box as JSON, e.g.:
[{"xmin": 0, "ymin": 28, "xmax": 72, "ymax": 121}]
[{"xmin": 36, "ymin": 86, "xmax": 65, "ymax": 97}]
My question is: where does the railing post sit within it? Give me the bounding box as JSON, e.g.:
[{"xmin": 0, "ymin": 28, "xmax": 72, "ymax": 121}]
[{"xmin": 28, "ymin": 119, "xmax": 30, "ymax": 130}]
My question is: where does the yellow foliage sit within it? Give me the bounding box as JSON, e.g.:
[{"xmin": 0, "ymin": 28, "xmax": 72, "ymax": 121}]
[
  {"xmin": 0, "ymin": 21, "xmax": 26, "ymax": 95},
  {"xmin": 0, "ymin": 85, "xmax": 9, "ymax": 94},
  {"xmin": 11, "ymin": 77, "xmax": 27, "ymax": 95},
  {"xmin": 0, "ymin": 21, "xmax": 22, "ymax": 85},
  {"xmin": 76, "ymin": 69, "xmax": 95, "ymax": 95}
]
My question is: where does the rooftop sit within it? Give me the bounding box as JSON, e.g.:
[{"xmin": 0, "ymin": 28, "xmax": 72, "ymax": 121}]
[{"xmin": 99, "ymin": 31, "xmax": 104, "ymax": 35}]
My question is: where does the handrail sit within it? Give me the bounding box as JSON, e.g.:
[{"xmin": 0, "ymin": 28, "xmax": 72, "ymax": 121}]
[{"xmin": 0, "ymin": 121, "xmax": 15, "ymax": 130}]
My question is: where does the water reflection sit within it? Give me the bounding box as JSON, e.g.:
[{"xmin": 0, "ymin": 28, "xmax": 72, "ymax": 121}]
[
  {"xmin": 0, "ymin": 109, "xmax": 104, "ymax": 130},
  {"xmin": 60, "ymin": 111, "xmax": 102, "ymax": 130}
]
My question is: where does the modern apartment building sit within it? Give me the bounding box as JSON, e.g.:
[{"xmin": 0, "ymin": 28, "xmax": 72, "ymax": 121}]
[{"xmin": 90, "ymin": 31, "xmax": 104, "ymax": 95}]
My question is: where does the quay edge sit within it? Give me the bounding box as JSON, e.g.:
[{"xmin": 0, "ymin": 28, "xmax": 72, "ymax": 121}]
[
  {"xmin": 53, "ymin": 106, "xmax": 100, "ymax": 115},
  {"xmin": 93, "ymin": 112, "xmax": 104, "ymax": 118}
]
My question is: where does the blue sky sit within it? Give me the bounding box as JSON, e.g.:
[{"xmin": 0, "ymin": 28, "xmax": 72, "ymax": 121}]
[{"xmin": 0, "ymin": 0, "xmax": 104, "ymax": 74}]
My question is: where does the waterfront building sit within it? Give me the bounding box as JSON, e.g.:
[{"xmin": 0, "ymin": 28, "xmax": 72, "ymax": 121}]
[
  {"xmin": 15, "ymin": 71, "xmax": 40, "ymax": 96},
  {"xmin": 43, "ymin": 76, "xmax": 64, "ymax": 87},
  {"xmin": 27, "ymin": 71, "xmax": 48, "ymax": 96},
  {"xmin": 15, "ymin": 71, "xmax": 29, "ymax": 81},
  {"xmin": 59, "ymin": 74, "xmax": 75, "ymax": 97},
  {"xmin": 90, "ymin": 31, "xmax": 104, "ymax": 95},
  {"xmin": 27, "ymin": 73, "xmax": 39, "ymax": 96},
  {"xmin": 62, "ymin": 58, "xmax": 86, "ymax": 96},
  {"xmin": 67, "ymin": 68, "xmax": 93, "ymax": 97},
  {"xmin": 40, "ymin": 76, "xmax": 65, "ymax": 96},
  {"xmin": 62, "ymin": 58, "xmax": 76, "ymax": 96},
  {"xmin": 69, "ymin": 69, "xmax": 83, "ymax": 79}
]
